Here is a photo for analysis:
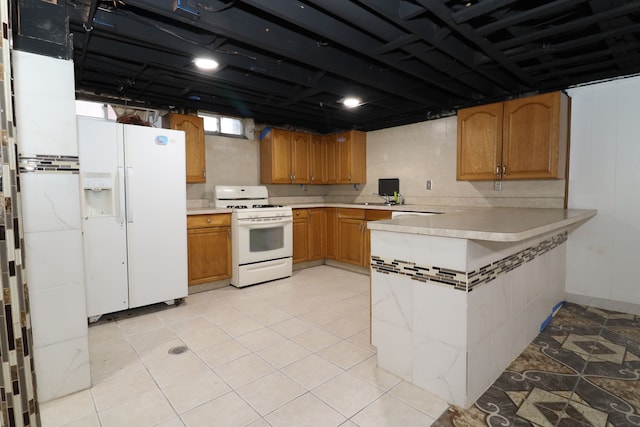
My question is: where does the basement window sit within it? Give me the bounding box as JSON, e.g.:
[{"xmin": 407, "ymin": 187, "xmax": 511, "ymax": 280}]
[
  {"xmin": 198, "ymin": 111, "xmax": 244, "ymax": 137},
  {"xmin": 76, "ymin": 100, "xmax": 118, "ymax": 120}
]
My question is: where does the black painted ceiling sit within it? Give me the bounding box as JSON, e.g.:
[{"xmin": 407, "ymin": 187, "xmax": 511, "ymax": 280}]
[{"xmin": 67, "ymin": 0, "xmax": 640, "ymax": 133}]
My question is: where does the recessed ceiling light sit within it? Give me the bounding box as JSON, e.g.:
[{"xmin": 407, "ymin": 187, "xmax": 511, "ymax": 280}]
[
  {"xmin": 342, "ymin": 97, "xmax": 362, "ymax": 108},
  {"xmin": 193, "ymin": 57, "xmax": 219, "ymax": 70}
]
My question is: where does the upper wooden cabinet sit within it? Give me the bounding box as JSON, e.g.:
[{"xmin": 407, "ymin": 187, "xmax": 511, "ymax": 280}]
[
  {"xmin": 335, "ymin": 130, "xmax": 367, "ymax": 184},
  {"xmin": 261, "ymin": 128, "xmax": 365, "ymax": 185},
  {"xmin": 260, "ymin": 129, "xmax": 310, "ymax": 184},
  {"xmin": 457, "ymin": 91, "xmax": 569, "ymax": 181},
  {"xmin": 162, "ymin": 113, "xmax": 206, "ymax": 183},
  {"xmin": 310, "ymin": 134, "xmax": 327, "ymax": 184}
]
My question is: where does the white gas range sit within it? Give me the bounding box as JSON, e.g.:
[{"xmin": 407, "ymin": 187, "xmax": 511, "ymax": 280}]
[{"xmin": 214, "ymin": 185, "xmax": 293, "ymax": 287}]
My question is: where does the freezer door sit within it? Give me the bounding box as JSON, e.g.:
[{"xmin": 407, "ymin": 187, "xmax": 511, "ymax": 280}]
[
  {"xmin": 77, "ymin": 117, "xmax": 129, "ymax": 318},
  {"xmin": 123, "ymin": 124, "xmax": 188, "ymax": 308}
]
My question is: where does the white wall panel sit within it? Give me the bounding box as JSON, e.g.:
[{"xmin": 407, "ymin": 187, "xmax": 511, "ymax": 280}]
[
  {"xmin": 13, "ymin": 50, "xmax": 78, "ymax": 156},
  {"xmin": 566, "ymin": 75, "xmax": 640, "ymax": 311}
]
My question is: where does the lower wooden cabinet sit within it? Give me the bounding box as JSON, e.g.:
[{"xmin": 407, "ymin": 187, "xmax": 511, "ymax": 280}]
[
  {"xmin": 187, "ymin": 214, "xmax": 231, "ymax": 285},
  {"xmin": 308, "ymin": 208, "xmax": 327, "ymax": 261},
  {"xmin": 326, "ymin": 208, "xmax": 337, "ymax": 259},
  {"xmin": 293, "ymin": 209, "xmax": 309, "ymax": 264},
  {"xmin": 294, "ymin": 207, "xmax": 391, "ymax": 268},
  {"xmin": 337, "ymin": 209, "xmax": 366, "ymax": 267},
  {"xmin": 364, "ymin": 210, "xmax": 392, "ymax": 267},
  {"xmin": 293, "ymin": 208, "xmax": 327, "ymax": 264}
]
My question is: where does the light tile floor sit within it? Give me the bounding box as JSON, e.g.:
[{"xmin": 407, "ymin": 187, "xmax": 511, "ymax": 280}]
[{"xmin": 41, "ymin": 265, "xmax": 449, "ymax": 427}]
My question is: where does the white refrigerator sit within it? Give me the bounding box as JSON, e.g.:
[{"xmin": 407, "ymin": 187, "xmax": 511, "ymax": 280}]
[{"xmin": 77, "ymin": 117, "xmax": 188, "ymax": 321}]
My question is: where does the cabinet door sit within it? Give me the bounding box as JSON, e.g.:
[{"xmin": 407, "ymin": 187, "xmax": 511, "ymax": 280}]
[
  {"xmin": 337, "ymin": 132, "xmax": 351, "ymax": 183},
  {"xmin": 325, "ymin": 208, "xmax": 337, "ymax": 259},
  {"xmin": 502, "ymin": 92, "xmax": 567, "ymax": 179},
  {"xmin": 338, "ymin": 218, "xmax": 365, "ymax": 266},
  {"xmin": 292, "ymin": 209, "xmax": 309, "ymax": 264},
  {"xmin": 348, "ymin": 131, "xmax": 367, "ymax": 183},
  {"xmin": 163, "ymin": 114, "xmax": 206, "ymax": 183},
  {"xmin": 187, "ymin": 226, "xmax": 231, "ymax": 285},
  {"xmin": 325, "ymin": 136, "xmax": 338, "ymax": 184},
  {"xmin": 457, "ymin": 103, "xmax": 503, "ymax": 181},
  {"xmin": 337, "ymin": 131, "xmax": 366, "ymax": 184},
  {"xmin": 272, "ymin": 129, "xmax": 294, "ymax": 183},
  {"xmin": 310, "ymin": 134, "xmax": 326, "ymax": 184},
  {"xmin": 308, "ymin": 208, "xmax": 327, "ymax": 260},
  {"xmin": 364, "ymin": 210, "xmax": 392, "ymax": 268},
  {"xmin": 291, "ymin": 131, "xmax": 310, "ymax": 183}
]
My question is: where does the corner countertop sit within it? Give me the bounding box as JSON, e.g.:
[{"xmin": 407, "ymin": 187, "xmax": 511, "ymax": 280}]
[
  {"xmin": 186, "ymin": 203, "xmax": 597, "ymax": 243},
  {"xmin": 186, "ymin": 203, "xmax": 464, "ymax": 215},
  {"xmin": 367, "ymin": 207, "xmax": 597, "ymax": 242}
]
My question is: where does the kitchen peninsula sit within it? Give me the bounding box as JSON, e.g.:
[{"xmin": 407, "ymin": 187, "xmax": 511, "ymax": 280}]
[{"xmin": 367, "ymin": 208, "xmax": 596, "ymax": 408}]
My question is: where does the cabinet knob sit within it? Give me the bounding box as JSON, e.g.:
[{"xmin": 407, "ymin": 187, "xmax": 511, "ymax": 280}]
[
  {"xmin": 207, "ymin": 218, "xmax": 211, "ymax": 223},
  {"xmin": 496, "ymin": 165, "xmax": 500, "ymax": 175},
  {"xmin": 502, "ymin": 164, "xmax": 507, "ymax": 176}
]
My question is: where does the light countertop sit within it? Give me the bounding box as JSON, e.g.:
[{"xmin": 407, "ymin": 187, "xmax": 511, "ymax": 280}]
[
  {"xmin": 367, "ymin": 207, "xmax": 596, "ymax": 242},
  {"xmin": 186, "ymin": 203, "xmax": 463, "ymax": 215},
  {"xmin": 186, "ymin": 204, "xmax": 597, "ymax": 242},
  {"xmin": 187, "ymin": 207, "xmax": 232, "ymax": 215}
]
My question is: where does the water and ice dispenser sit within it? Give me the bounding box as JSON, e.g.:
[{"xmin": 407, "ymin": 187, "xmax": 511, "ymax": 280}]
[{"xmin": 82, "ymin": 172, "xmax": 115, "ymax": 217}]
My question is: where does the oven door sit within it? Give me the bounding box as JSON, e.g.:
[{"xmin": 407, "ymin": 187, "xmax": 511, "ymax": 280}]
[{"xmin": 235, "ymin": 216, "xmax": 293, "ymax": 265}]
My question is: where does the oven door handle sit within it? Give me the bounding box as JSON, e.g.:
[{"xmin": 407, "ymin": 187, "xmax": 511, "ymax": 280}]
[{"xmin": 237, "ymin": 218, "xmax": 292, "ymax": 228}]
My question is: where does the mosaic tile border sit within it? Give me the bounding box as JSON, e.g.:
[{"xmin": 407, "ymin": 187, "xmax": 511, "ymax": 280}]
[
  {"xmin": 0, "ymin": 4, "xmax": 41, "ymax": 425},
  {"xmin": 18, "ymin": 155, "xmax": 79, "ymax": 174},
  {"xmin": 371, "ymin": 231, "xmax": 568, "ymax": 292}
]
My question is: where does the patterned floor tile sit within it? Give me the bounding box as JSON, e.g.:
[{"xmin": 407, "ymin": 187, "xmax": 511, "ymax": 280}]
[{"xmin": 433, "ymin": 303, "xmax": 640, "ymax": 427}]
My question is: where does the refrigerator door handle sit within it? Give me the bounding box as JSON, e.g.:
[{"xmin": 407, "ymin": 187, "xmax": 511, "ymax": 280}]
[
  {"xmin": 118, "ymin": 167, "xmax": 126, "ymax": 225},
  {"xmin": 126, "ymin": 167, "xmax": 134, "ymax": 223}
]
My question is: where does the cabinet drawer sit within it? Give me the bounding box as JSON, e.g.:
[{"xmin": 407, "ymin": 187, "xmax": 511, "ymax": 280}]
[
  {"xmin": 293, "ymin": 208, "xmax": 309, "ymax": 219},
  {"xmin": 338, "ymin": 208, "xmax": 365, "ymax": 219},
  {"xmin": 365, "ymin": 210, "xmax": 392, "ymax": 221},
  {"xmin": 187, "ymin": 214, "xmax": 230, "ymax": 229}
]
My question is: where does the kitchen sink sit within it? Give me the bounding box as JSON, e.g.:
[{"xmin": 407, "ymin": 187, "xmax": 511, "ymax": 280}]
[{"xmin": 359, "ymin": 202, "xmax": 397, "ymax": 206}]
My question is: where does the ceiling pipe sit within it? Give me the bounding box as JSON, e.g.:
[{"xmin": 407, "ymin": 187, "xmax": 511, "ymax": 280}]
[{"xmin": 77, "ymin": 0, "xmax": 101, "ymax": 80}]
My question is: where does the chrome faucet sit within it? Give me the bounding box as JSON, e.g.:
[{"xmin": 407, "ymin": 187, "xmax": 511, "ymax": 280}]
[{"xmin": 374, "ymin": 193, "xmax": 391, "ymax": 204}]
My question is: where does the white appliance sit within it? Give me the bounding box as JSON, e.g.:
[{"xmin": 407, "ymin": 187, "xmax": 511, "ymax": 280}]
[
  {"xmin": 214, "ymin": 185, "xmax": 292, "ymax": 287},
  {"xmin": 77, "ymin": 117, "xmax": 188, "ymax": 322}
]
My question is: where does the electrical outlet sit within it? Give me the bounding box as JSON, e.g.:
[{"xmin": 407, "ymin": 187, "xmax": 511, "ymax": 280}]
[
  {"xmin": 426, "ymin": 180, "xmax": 432, "ymax": 190},
  {"xmin": 494, "ymin": 180, "xmax": 502, "ymax": 191}
]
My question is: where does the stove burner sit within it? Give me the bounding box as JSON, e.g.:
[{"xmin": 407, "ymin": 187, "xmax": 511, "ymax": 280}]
[
  {"xmin": 230, "ymin": 205, "xmax": 248, "ymax": 209},
  {"xmin": 253, "ymin": 204, "xmax": 284, "ymax": 208}
]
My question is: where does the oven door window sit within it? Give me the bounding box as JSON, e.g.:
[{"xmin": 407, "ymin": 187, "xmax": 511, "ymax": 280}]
[{"xmin": 250, "ymin": 226, "xmax": 284, "ymax": 252}]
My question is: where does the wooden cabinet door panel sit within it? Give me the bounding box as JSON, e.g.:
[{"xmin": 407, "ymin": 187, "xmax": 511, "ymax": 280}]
[
  {"xmin": 293, "ymin": 215, "xmax": 309, "ymax": 264},
  {"xmin": 325, "ymin": 137, "xmax": 338, "ymax": 184},
  {"xmin": 272, "ymin": 129, "xmax": 293, "ymax": 183},
  {"xmin": 291, "ymin": 131, "xmax": 310, "ymax": 183},
  {"xmin": 187, "ymin": 227, "xmax": 231, "ymax": 284},
  {"xmin": 457, "ymin": 103, "xmax": 503, "ymax": 181},
  {"xmin": 348, "ymin": 131, "xmax": 367, "ymax": 183},
  {"xmin": 503, "ymin": 92, "xmax": 565, "ymax": 179},
  {"xmin": 308, "ymin": 208, "xmax": 327, "ymax": 260},
  {"xmin": 163, "ymin": 114, "xmax": 206, "ymax": 183},
  {"xmin": 364, "ymin": 210, "xmax": 392, "ymax": 268},
  {"xmin": 338, "ymin": 218, "xmax": 365, "ymax": 266},
  {"xmin": 326, "ymin": 208, "xmax": 337, "ymax": 259},
  {"xmin": 310, "ymin": 135, "xmax": 326, "ymax": 184},
  {"xmin": 337, "ymin": 132, "xmax": 351, "ymax": 183}
]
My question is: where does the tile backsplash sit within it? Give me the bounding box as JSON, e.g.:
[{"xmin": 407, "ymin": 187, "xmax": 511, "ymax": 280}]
[{"xmin": 188, "ymin": 116, "xmax": 566, "ymax": 209}]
